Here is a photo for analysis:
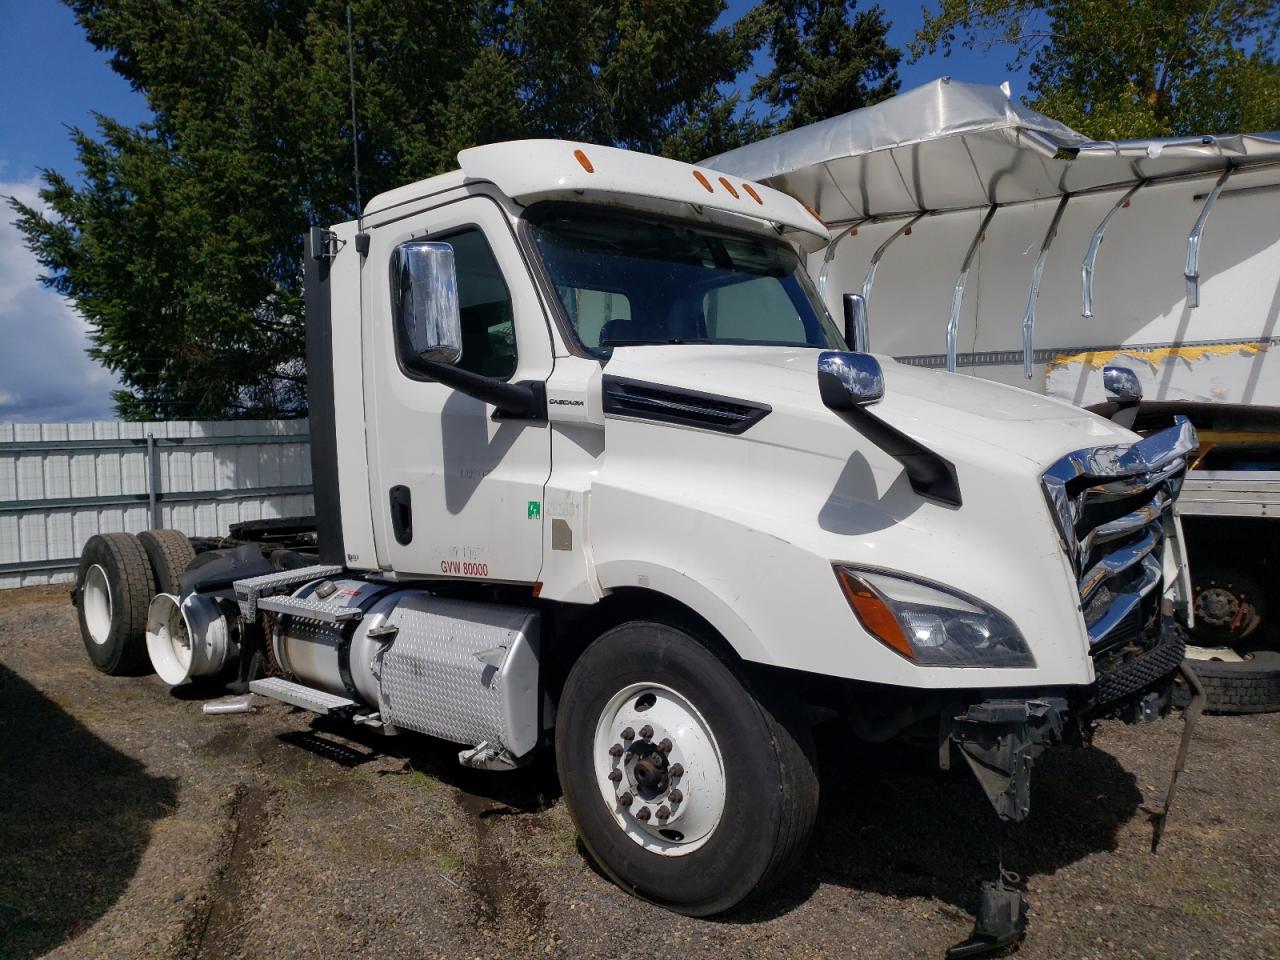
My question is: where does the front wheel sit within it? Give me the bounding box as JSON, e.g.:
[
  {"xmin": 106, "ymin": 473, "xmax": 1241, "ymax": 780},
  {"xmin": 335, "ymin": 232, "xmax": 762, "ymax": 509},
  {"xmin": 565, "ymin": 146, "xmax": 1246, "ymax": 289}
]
[{"xmin": 555, "ymin": 621, "xmax": 818, "ymax": 916}]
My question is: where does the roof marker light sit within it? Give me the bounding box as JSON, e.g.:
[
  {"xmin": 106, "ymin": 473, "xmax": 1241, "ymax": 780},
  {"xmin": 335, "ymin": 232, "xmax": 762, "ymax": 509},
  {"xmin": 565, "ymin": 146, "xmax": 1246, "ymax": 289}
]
[
  {"xmin": 741, "ymin": 183, "xmax": 764, "ymax": 204},
  {"xmin": 717, "ymin": 177, "xmax": 740, "ymax": 199},
  {"xmin": 803, "ymin": 203, "xmax": 825, "ymax": 226},
  {"xmin": 573, "ymin": 149, "xmax": 594, "ymax": 173},
  {"xmin": 692, "ymin": 170, "xmax": 714, "ymax": 193}
]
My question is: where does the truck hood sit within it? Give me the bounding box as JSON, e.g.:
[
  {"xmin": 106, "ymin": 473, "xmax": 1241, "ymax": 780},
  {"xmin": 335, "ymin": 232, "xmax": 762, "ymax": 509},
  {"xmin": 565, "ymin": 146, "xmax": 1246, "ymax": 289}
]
[{"xmin": 603, "ymin": 345, "xmax": 1134, "ymax": 470}]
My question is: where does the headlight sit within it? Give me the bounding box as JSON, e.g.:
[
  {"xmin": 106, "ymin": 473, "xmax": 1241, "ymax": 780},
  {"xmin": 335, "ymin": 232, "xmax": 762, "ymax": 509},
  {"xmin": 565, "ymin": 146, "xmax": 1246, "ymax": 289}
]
[{"xmin": 833, "ymin": 565, "xmax": 1035, "ymax": 668}]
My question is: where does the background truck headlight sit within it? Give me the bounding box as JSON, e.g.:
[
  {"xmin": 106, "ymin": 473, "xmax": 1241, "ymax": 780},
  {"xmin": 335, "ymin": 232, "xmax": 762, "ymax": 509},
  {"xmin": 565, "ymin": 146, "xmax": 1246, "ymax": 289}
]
[{"xmin": 834, "ymin": 565, "xmax": 1036, "ymax": 667}]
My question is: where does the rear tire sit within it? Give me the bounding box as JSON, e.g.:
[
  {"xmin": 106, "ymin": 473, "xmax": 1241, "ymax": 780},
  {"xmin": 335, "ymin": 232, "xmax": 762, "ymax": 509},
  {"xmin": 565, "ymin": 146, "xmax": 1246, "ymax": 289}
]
[
  {"xmin": 75, "ymin": 533, "xmax": 157, "ymax": 675},
  {"xmin": 137, "ymin": 529, "xmax": 196, "ymax": 595},
  {"xmin": 555, "ymin": 621, "xmax": 818, "ymax": 916}
]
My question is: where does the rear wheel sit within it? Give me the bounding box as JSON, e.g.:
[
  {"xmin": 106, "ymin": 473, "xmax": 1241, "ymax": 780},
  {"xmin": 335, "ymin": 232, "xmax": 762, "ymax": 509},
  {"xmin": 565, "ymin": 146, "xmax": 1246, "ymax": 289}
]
[
  {"xmin": 137, "ymin": 529, "xmax": 196, "ymax": 595},
  {"xmin": 555, "ymin": 621, "xmax": 818, "ymax": 916},
  {"xmin": 75, "ymin": 533, "xmax": 157, "ymax": 675}
]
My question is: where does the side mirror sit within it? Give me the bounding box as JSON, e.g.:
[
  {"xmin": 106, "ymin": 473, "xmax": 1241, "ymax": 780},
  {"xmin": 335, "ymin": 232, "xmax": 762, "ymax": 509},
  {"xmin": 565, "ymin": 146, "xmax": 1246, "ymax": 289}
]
[
  {"xmin": 1103, "ymin": 365, "xmax": 1142, "ymax": 403},
  {"xmin": 842, "ymin": 293, "xmax": 869, "ymax": 352},
  {"xmin": 390, "ymin": 241, "xmax": 463, "ymax": 365},
  {"xmin": 817, "ymin": 351, "xmax": 884, "ymax": 410}
]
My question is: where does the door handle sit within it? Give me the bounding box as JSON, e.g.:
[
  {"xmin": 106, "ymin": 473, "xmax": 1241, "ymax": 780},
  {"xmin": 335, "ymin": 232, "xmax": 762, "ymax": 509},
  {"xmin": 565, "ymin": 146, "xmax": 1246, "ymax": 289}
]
[{"xmin": 389, "ymin": 485, "xmax": 413, "ymax": 545}]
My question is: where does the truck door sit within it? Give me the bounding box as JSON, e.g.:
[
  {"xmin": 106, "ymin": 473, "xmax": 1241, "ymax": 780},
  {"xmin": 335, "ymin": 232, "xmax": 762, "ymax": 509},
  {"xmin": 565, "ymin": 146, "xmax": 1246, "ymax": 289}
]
[{"xmin": 362, "ymin": 195, "xmax": 552, "ymax": 583}]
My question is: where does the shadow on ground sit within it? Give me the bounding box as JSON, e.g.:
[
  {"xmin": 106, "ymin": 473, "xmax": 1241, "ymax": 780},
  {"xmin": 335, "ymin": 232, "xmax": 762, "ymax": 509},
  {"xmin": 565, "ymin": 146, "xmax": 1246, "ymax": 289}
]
[
  {"xmin": 289, "ymin": 712, "xmax": 1142, "ymax": 923},
  {"xmin": 724, "ymin": 730, "xmax": 1144, "ymax": 922},
  {"xmin": 0, "ymin": 664, "xmax": 178, "ymax": 959}
]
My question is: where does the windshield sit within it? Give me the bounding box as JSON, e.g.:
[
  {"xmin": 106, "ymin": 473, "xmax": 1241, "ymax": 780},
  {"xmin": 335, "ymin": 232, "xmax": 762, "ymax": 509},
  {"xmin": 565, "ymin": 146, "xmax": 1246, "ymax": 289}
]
[{"xmin": 525, "ymin": 205, "xmax": 844, "ymax": 357}]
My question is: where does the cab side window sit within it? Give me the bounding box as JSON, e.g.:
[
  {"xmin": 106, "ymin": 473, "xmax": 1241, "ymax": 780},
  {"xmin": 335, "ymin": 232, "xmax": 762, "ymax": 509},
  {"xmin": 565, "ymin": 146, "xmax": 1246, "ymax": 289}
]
[{"xmin": 399, "ymin": 228, "xmax": 517, "ymax": 380}]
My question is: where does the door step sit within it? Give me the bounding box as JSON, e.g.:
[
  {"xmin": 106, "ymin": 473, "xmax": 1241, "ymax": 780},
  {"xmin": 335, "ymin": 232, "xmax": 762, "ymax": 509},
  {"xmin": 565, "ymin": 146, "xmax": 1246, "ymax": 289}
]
[
  {"xmin": 249, "ymin": 677, "xmax": 357, "ymax": 714},
  {"xmin": 234, "ymin": 564, "xmax": 345, "ymax": 618}
]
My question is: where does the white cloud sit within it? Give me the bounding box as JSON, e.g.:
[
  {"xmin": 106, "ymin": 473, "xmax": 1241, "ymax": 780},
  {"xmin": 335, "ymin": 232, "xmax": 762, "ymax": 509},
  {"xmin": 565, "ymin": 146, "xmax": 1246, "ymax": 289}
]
[{"xmin": 0, "ymin": 176, "xmax": 120, "ymax": 422}]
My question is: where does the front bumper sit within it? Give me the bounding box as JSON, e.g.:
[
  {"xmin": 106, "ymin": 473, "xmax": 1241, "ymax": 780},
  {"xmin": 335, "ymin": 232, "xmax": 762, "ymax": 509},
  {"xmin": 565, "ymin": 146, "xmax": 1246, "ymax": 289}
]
[{"xmin": 948, "ymin": 618, "xmax": 1186, "ymax": 822}]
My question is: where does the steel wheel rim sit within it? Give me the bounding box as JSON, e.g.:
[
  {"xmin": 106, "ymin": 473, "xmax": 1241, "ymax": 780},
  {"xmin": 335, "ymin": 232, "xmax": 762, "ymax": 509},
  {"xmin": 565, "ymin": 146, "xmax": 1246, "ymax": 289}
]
[
  {"xmin": 83, "ymin": 564, "xmax": 113, "ymax": 645},
  {"xmin": 592, "ymin": 682, "xmax": 725, "ymax": 857}
]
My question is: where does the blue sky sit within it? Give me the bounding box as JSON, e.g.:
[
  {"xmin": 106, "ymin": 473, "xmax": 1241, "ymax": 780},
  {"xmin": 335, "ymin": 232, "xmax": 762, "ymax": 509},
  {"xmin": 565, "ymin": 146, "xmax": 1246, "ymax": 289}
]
[{"xmin": 0, "ymin": 0, "xmax": 1029, "ymax": 422}]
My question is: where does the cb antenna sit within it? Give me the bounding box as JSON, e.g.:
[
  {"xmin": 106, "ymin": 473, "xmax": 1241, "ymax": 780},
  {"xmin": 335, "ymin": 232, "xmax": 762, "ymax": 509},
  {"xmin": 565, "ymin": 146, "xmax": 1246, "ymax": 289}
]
[{"xmin": 346, "ymin": 4, "xmax": 363, "ymax": 229}]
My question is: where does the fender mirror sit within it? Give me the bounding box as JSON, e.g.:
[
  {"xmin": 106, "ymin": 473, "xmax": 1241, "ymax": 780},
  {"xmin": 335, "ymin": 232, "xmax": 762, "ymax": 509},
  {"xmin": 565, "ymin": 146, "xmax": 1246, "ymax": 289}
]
[
  {"xmin": 390, "ymin": 241, "xmax": 463, "ymax": 365},
  {"xmin": 842, "ymin": 293, "xmax": 868, "ymax": 352},
  {"xmin": 817, "ymin": 350, "xmax": 884, "ymax": 409}
]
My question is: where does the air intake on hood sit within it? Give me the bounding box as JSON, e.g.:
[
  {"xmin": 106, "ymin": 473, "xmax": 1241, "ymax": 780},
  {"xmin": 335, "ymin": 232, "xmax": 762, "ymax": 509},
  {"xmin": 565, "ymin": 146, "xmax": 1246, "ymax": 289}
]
[{"xmin": 602, "ymin": 376, "xmax": 771, "ymax": 434}]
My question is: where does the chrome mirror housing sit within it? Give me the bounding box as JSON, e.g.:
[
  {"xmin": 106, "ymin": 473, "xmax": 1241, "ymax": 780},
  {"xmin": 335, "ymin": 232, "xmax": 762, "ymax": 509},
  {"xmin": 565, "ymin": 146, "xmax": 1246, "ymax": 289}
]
[
  {"xmin": 817, "ymin": 351, "xmax": 885, "ymax": 410},
  {"xmin": 1102, "ymin": 365, "xmax": 1142, "ymax": 404},
  {"xmin": 390, "ymin": 241, "xmax": 463, "ymax": 365},
  {"xmin": 842, "ymin": 293, "xmax": 869, "ymax": 352}
]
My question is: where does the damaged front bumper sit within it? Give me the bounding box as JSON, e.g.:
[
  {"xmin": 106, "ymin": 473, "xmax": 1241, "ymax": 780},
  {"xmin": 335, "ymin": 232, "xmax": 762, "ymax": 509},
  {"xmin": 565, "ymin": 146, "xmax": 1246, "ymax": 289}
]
[
  {"xmin": 940, "ymin": 621, "xmax": 1201, "ymax": 958},
  {"xmin": 948, "ymin": 617, "xmax": 1188, "ymax": 823}
]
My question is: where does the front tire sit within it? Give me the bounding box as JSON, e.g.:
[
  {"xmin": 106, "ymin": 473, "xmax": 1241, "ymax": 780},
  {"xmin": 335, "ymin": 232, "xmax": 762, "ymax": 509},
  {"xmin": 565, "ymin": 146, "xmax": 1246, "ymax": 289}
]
[{"xmin": 555, "ymin": 621, "xmax": 818, "ymax": 916}]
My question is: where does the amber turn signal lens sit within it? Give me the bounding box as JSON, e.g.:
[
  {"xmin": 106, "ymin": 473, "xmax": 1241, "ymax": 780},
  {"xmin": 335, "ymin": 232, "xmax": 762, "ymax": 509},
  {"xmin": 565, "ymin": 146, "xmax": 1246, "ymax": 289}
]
[{"xmin": 834, "ymin": 567, "xmax": 914, "ymax": 660}]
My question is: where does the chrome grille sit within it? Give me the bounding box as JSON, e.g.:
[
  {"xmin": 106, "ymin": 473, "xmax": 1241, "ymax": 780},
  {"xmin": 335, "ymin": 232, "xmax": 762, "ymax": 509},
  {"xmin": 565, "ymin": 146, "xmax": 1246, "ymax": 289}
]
[{"xmin": 1041, "ymin": 418, "xmax": 1197, "ymax": 649}]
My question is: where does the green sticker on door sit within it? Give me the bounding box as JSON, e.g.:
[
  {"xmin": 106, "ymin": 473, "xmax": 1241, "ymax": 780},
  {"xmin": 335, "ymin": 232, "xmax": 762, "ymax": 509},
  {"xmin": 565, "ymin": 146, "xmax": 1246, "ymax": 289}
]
[{"xmin": 527, "ymin": 501, "xmax": 541, "ymax": 519}]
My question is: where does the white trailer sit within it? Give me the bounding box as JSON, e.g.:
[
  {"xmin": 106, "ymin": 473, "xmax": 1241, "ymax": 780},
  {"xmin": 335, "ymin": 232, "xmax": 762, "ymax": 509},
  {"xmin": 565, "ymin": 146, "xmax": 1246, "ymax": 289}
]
[
  {"xmin": 706, "ymin": 78, "xmax": 1280, "ymax": 712},
  {"xmin": 72, "ymin": 138, "xmax": 1205, "ymax": 957}
]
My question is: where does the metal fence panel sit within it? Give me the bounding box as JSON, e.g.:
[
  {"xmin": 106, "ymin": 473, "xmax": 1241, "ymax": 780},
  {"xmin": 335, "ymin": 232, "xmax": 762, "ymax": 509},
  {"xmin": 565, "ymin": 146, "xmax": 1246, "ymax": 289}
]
[{"xmin": 0, "ymin": 420, "xmax": 313, "ymax": 588}]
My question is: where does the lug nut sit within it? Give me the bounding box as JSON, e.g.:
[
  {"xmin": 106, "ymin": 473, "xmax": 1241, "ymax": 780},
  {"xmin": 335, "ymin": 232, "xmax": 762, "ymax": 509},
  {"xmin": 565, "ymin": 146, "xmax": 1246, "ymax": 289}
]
[
  {"xmin": 639, "ymin": 724, "xmax": 654, "ymax": 740},
  {"xmin": 619, "ymin": 792, "xmax": 633, "ymax": 807},
  {"xmin": 658, "ymin": 738, "xmax": 672, "ymax": 754},
  {"xmin": 668, "ymin": 789, "xmax": 683, "ymax": 803},
  {"xmin": 608, "ymin": 769, "xmax": 623, "ymax": 783},
  {"xmin": 608, "ymin": 743, "xmax": 624, "ymax": 757},
  {"xmin": 636, "ymin": 806, "xmax": 651, "ymax": 822},
  {"xmin": 656, "ymin": 805, "xmax": 671, "ymax": 820},
  {"xmin": 670, "ymin": 763, "xmax": 684, "ymax": 778},
  {"xmin": 621, "ymin": 727, "xmax": 635, "ymax": 740}
]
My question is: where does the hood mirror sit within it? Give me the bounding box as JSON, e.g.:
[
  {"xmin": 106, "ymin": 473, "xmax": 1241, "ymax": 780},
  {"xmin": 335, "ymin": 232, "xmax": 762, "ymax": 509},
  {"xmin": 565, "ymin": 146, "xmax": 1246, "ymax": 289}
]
[
  {"xmin": 390, "ymin": 240, "xmax": 463, "ymax": 365},
  {"xmin": 1103, "ymin": 365, "xmax": 1142, "ymax": 403},
  {"xmin": 817, "ymin": 351, "xmax": 884, "ymax": 410},
  {"xmin": 842, "ymin": 293, "xmax": 869, "ymax": 352}
]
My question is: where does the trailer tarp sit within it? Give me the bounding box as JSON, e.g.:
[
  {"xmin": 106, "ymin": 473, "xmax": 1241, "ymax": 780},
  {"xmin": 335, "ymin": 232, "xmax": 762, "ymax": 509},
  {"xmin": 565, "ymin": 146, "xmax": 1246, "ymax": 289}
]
[{"xmin": 703, "ymin": 78, "xmax": 1280, "ymax": 223}]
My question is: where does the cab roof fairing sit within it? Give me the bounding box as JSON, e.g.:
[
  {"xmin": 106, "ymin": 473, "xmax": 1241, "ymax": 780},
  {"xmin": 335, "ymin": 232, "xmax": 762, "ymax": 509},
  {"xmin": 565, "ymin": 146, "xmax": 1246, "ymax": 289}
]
[
  {"xmin": 359, "ymin": 140, "xmax": 830, "ymax": 247},
  {"xmin": 701, "ymin": 77, "xmax": 1280, "ymax": 223}
]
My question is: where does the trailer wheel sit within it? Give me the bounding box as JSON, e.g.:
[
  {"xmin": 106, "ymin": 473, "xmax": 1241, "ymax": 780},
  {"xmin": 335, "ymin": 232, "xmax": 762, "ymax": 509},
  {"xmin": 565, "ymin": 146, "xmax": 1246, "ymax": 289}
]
[
  {"xmin": 555, "ymin": 621, "xmax": 818, "ymax": 916},
  {"xmin": 137, "ymin": 529, "xmax": 196, "ymax": 595},
  {"xmin": 1190, "ymin": 565, "xmax": 1266, "ymax": 646},
  {"xmin": 1183, "ymin": 650, "xmax": 1280, "ymax": 714},
  {"xmin": 75, "ymin": 533, "xmax": 157, "ymax": 675}
]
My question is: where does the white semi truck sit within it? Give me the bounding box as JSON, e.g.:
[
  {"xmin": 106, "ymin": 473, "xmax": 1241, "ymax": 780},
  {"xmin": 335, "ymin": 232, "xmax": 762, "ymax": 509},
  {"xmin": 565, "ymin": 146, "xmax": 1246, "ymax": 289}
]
[{"xmin": 72, "ymin": 138, "xmax": 1202, "ymax": 957}]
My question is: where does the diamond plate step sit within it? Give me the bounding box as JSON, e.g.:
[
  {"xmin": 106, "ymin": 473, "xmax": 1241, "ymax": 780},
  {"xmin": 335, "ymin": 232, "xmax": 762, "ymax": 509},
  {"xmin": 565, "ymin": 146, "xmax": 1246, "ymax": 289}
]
[
  {"xmin": 234, "ymin": 564, "xmax": 344, "ymax": 618},
  {"xmin": 256, "ymin": 593, "xmax": 365, "ymax": 624},
  {"xmin": 250, "ymin": 677, "xmax": 357, "ymax": 714}
]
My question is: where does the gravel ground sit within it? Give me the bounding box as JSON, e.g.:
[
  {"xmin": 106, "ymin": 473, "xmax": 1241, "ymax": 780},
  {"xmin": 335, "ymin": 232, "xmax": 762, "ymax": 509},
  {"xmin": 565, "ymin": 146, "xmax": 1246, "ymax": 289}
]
[{"xmin": 1, "ymin": 584, "xmax": 1277, "ymax": 960}]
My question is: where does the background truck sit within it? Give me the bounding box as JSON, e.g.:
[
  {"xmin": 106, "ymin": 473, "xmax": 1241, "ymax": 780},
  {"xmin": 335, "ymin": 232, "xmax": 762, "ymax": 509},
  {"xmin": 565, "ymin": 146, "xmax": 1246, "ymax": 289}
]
[
  {"xmin": 71, "ymin": 138, "xmax": 1201, "ymax": 956},
  {"xmin": 705, "ymin": 77, "xmax": 1280, "ymax": 713}
]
